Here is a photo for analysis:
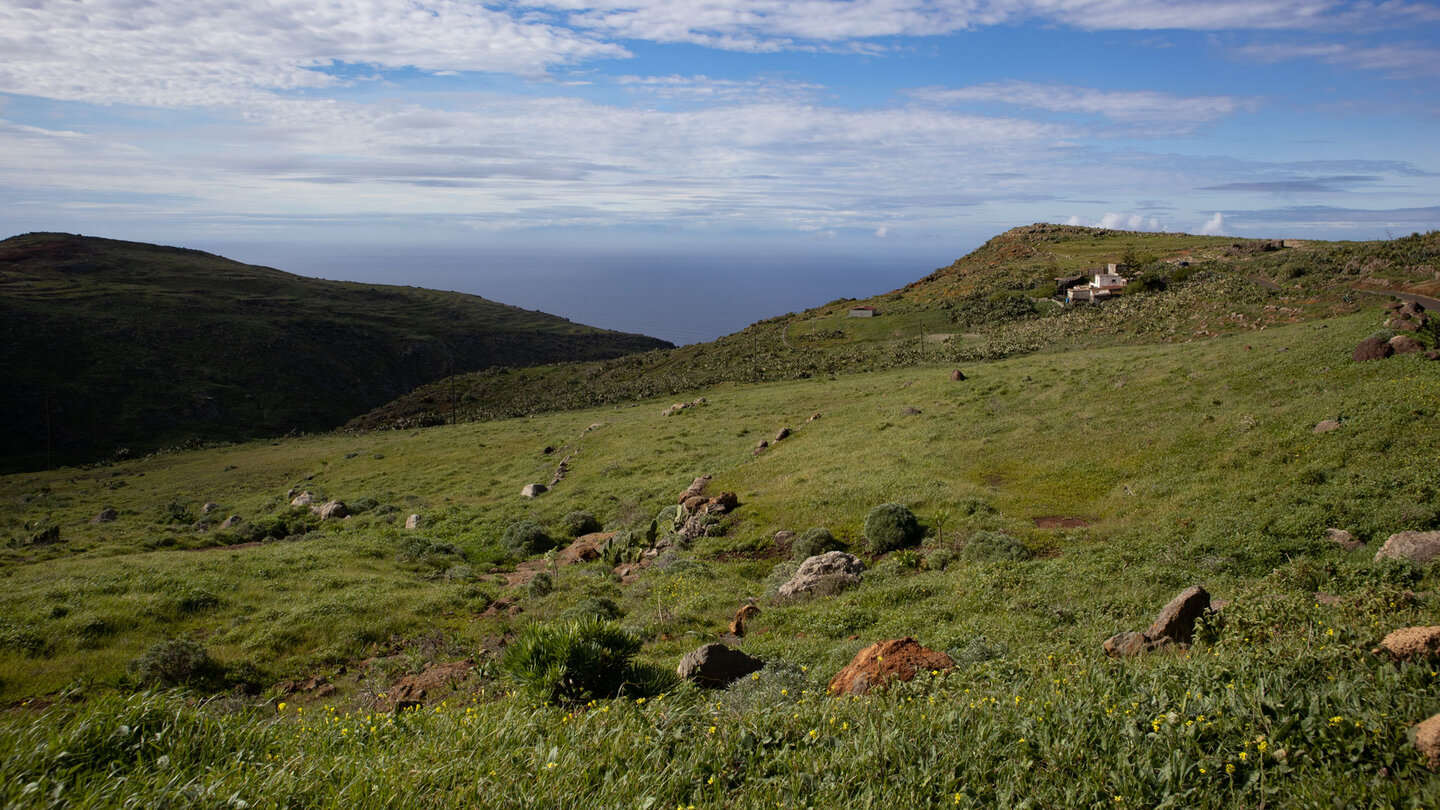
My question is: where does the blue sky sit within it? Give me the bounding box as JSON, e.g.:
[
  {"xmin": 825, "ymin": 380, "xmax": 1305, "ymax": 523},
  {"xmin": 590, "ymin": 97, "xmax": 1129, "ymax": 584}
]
[{"xmin": 2, "ymin": 1, "xmax": 1438, "ymax": 321}]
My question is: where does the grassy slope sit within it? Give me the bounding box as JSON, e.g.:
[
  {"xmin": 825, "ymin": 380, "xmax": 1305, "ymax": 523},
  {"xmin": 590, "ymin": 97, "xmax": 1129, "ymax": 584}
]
[
  {"xmin": 2, "ymin": 303, "xmax": 1439, "ymax": 806},
  {"xmin": 0, "ymin": 233, "xmax": 671, "ymax": 472},
  {"xmin": 353, "ymin": 226, "xmax": 1440, "ymax": 430}
]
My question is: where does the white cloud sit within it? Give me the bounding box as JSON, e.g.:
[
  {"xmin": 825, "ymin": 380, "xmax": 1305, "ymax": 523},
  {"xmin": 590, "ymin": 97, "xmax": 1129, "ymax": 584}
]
[
  {"xmin": 1233, "ymin": 40, "xmax": 1440, "ymax": 77},
  {"xmin": 1067, "ymin": 212, "xmax": 1167, "ymax": 231},
  {"xmin": 1199, "ymin": 211, "xmax": 1228, "ymax": 234},
  {"xmin": 875, "ymin": 225, "xmax": 891, "ymax": 237},
  {"xmin": 0, "ymin": 1, "xmax": 627, "ymax": 108},
  {"xmin": 913, "ymin": 81, "xmax": 1253, "ymax": 126}
]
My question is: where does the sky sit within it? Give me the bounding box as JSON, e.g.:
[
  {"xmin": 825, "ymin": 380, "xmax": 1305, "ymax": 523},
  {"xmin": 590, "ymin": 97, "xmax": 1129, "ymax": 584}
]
[{"xmin": 2, "ymin": 1, "xmax": 1439, "ymax": 342}]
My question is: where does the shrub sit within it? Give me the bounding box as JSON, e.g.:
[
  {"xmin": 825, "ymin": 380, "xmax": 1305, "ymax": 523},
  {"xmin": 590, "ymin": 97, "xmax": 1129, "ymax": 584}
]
[
  {"xmin": 791, "ymin": 527, "xmax": 846, "ymax": 560},
  {"xmin": 925, "ymin": 549, "xmax": 957, "ymax": 571},
  {"xmin": 527, "ymin": 572, "xmax": 554, "ymax": 598},
  {"xmin": 502, "ymin": 521, "xmax": 557, "ymax": 557},
  {"xmin": 243, "ymin": 510, "xmax": 318, "ymax": 542},
  {"xmin": 864, "ymin": 503, "xmax": 922, "ymax": 554},
  {"xmin": 762, "ymin": 560, "xmax": 802, "ymax": 599},
  {"xmin": 961, "ymin": 530, "xmax": 1032, "ymax": 562},
  {"xmin": 128, "ymin": 639, "xmax": 224, "ymax": 688},
  {"xmin": 560, "ymin": 510, "xmax": 602, "ymax": 538},
  {"xmin": 563, "ymin": 597, "xmax": 622, "ymax": 622},
  {"xmin": 500, "ymin": 617, "xmax": 672, "ymax": 704}
]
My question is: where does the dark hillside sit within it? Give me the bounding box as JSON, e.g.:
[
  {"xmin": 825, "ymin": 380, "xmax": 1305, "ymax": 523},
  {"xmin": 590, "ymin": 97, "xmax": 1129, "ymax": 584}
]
[{"xmin": 0, "ymin": 233, "xmax": 670, "ymax": 471}]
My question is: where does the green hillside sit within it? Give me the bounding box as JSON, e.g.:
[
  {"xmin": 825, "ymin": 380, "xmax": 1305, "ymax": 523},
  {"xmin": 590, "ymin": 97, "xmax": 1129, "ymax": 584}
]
[
  {"xmin": 354, "ymin": 225, "xmax": 1440, "ymax": 430},
  {"xmin": 1, "ymin": 283, "xmax": 1438, "ymax": 805},
  {"xmin": 0, "ymin": 233, "xmax": 671, "ymax": 472}
]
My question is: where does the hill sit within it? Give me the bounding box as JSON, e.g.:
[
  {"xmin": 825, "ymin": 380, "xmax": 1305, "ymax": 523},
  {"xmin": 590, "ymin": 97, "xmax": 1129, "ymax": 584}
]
[
  {"xmin": 353, "ymin": 224, "xmax": 1440, "ymax": 430},
  {"xmin": 0, "ymin": 233, "xmax": 671, "ymax": 472}
]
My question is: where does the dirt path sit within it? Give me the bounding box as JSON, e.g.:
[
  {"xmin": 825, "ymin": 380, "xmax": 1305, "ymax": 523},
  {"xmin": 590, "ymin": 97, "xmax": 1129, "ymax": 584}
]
[{"xmin": 1355, "ymin": 287, "xmax": 1440, "ymax": 311}]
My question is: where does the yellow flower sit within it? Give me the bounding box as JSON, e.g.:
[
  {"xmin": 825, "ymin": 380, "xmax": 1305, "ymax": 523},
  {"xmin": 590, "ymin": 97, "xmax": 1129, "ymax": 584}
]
[
  {"xmin": 277, "ymin": 702, "xmax": 287, "ymax": 712},
  {"xmin": 545, "ymin": 762, "xmax": 557, "ymax": 770},
  {"xmin": 708, "ymin": 726, "xmax": 716, "ymax": 734},
  {"xmin": 1225, "ymin": 763, "xmax": 1235, "ymax": 774}
]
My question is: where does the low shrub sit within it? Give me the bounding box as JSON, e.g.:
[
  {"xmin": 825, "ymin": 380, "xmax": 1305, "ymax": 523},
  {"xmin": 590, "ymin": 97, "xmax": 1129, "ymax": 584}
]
[
  {"xmin": 128, "ymin": 639, "xmax": 224, "ymax": 688},
  {"xmin": 500, "ymin": 617, "xmax": 672, "ymax": 704},
  {"xmin": 563, "ymin": 597, "xmax": 622, "ymax": 622},
  {"xmin": 560, "ymin": 510, "xmax": 602, "ymax": 538},
  {"xmin": 961, "ymin": 530, "xmax": 1032, "ymax": 562},
  {"xmin": 791, "ymin": 527, "xmax": 846, "ymax": 560},
  {"xmin": 527, "ymin": 572, "xmax": 554, "ymax": 598},
  {"xmin": 762, "ymin": 560, "xmax": 802, "ymax": 599},
  {"xmin": 502, "ymin": 521, "xmax": 557, "ymax": 557},
  {"xmin": 864, "ymin": 503, "xmax": 922, "ymax": 554}
]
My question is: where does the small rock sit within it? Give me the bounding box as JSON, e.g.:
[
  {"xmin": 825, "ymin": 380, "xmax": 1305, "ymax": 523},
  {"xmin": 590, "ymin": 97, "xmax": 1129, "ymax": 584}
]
[
  {"xmin": 777, "ymin": 551, "xmax": 865, "ymax": 601},
  {"xmin": 542, "ymin": 446, "xmax": 555, "ymax": 455},
  {"xmin": 1389, "ymin": 334, "xmax": 1424, "ymax": 355},
  {"xmin": 774, "ymin": 427, "xmax": 792, "ymax": 443},
  {"xmin": 1380, "ymin": 626, "xmax": 1440, "ymax": 662},
  {"xmin": 902, "ymin": 406, "xmax": 922, "ymax": 416},
  {"xmin": 1314, "ymin": 592, "xmax": 1344, "ymax": 606},
  {"xmin": 520, "ymin": 483, "xmax": 547, "ymax": 498},
  {"xmin": 774, "ymin": 530, "xmax": 796, "ymax": 543},
  {"xmin": 1102, "ymin": 631, "xmax": 1153, "ymax": 658},
  {"xmin": 313, "ymin": 500, "xmax": 348, "ymax": 520},
  {"xmin": 729, "ymin": 605, "xmax": 760, "ymax": 637},
  {"xmin": 678, "ymin": 475, "xmax": 711, "ymax": 503},
  {"xmin": 201, "ymin": 502, "xmax": 221, "ymax": 515},
  {"xmin": 1146, "ymin": 585, "xmax": 1210, "ymax": 645},
  {"xmin": 705, "ymin": 492, "xmax": 739, "ymax": 514},
  {"xmin": 827, "ymin": 638, "xmax": 954, "ymax": 696},
  {"xmin": 950, "ymin": 369, "xmax": 966, "ymax": 381},
  {"xmin": 90, "ymin": 508, "xmax": 118, "ymax": 524},
  {"xmin": 290, "ymin": 492, "xmax": 314, "ymax": 507},
  {"xmin": 753, "ymin": 440, "xmax": 769, "ymax": 455},
  {"xmin": 1426, "ymin": 350, "xmax": 1440, "ymax": 361},
  {"xmin": 807, "ymin": 413, "xmax": 822, "ymax": 422},
  {"xmin": 405, "ymin": 514, "xmax": 422, "ymax": 530},
  {"xmin": 1374, "ymin": 531, "xmax": 1440, "ymax": 564},
  {"xmin": 1324, "ymin": 528, "xmax": 1362, "ymax": 551},
  {"xmin": 1352, "ymin": 337, "xmax": 1393, "ymax": 362},
  {"xmin": 682, "ymin": 495, "xmax": 709, "ymax": 513},
  {"xmin": 1313, "ymin": 420, "xmax": 1341, "ymax": 433},
  {"xmin": 677, "ymin": 643, "xmax": 765, "ymax": 688},
  {"xmin": 1415, "ymin": 713, "xmax": 1440, "ymax": 769},
  {"xmin": 219, "ymin": 515, "xmax": 242, "ymax": 529}
]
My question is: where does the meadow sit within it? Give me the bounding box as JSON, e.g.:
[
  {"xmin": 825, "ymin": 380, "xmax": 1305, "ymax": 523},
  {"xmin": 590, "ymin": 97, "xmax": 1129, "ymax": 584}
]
[{"xmin": 2, "ymin": 304, "xmax": 1439, "ymax": 807}]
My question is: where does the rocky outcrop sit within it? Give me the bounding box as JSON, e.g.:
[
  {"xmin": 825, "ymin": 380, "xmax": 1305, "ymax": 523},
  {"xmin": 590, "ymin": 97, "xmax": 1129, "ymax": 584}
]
[
  {"xmin": 827, "ymin": 638, "xmax": 953, "ymax": 696},
  {"xmin": 1374, "ymin": 531, "xmax": 1440, "ymax": 564},
  {"xmin": 677, "ymin": 643, "xmax": 764, "ymax": 688},
  {"xmin": 776, "ymin": 552, "xmax": 865, "ymax": 601}
]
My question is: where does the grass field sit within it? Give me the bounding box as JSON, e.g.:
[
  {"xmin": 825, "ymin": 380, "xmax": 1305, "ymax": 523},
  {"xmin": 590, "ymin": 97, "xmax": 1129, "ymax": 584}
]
[{"xmin": 2, "ymin": 300, "xmax": 1439, "ymax": 806}]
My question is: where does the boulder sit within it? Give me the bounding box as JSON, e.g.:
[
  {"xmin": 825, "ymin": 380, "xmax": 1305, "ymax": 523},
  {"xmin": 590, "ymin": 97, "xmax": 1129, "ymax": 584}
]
[
  {"xmin": 705, "ymin": 492, "xmax": 738, "ymax": 514},
  {"xmin": 219, "ymin": 515, "xmax": 242, "ymax": 530},
  {"xmin": 1374, "ymin": 531, "xmax": 1440, "ymax": 564},
  {"xmin": 1380, "ymin": 626, "xmax": 1440, "ymax": 662},
  {"xmin": 774, "ymin": 427, "xmax": 792, "ymax": 442},
  {"xmin": 827, "ymin": 638, "xmax": 954, "ymax": 696},
  {"xmin": 1416, "ymin": 713, "xmax": 1440, "ymax": 769},
  {"xmin": 1312, "ymin": 420, "xmax": 1342, "ymax": 434},
  {"xmin": 313, "ymin": 500, "xmax": 348, "ymax": 520},
  {"xmin": 1324, "ymin": 528, "xmax": 1362, "ymax": 552},
  {"xmin": 682, "ymin": 495, "xmax": 710, "ymax": 513},
  {"xmin": 677, "ymin": 643, "xmax": 764, "ymax": 688},
  {"xmin": 1146, "ymin": 585, "xmax": 1210, "ymax": 645},
  {"xmin": 754, "ymin": 440, "xmax": 769, "ymax": 455},
  {"xmin": 777, "ymin": 551, "xmax": 865, "ymax": 601},
  {"xmin": 201, "ymin": 502, "xmax": 221, "ymax": 515},
  {"xmin": 773, "ymin": 530, "xmax": 796, "ymax": 543},
  {"xmin": 678, "ymin": 475, "xmax": 711, "ymax": 503},
  {"xmin": 90, "ymin": 508, "xmax": 118, "ymax": 524},
  {"xmin": 520, "ymin": 483, "xmax": 547, "ymax": 498},
  {"xmin": 950, "ymin": 369, "xmax": 966, "ymax": 381},
  {"xmin": 1351, "ymin": 337, "xmax": 1393, "ymax": 362},
  {"xmin": 1102, "ymin": 631, "xmax": 1156, "ymax": 657},
  {"xmin": 290, "ymin": 492, "xmax": 314, "ymax": 507},
  {"xmin": 807, "ymin": 413, "xmax": 822, "ymax": 422},
  {"xmin": 405, "ymin": 513, "xmax": 422, "ymax": 530},
  {"xmin": 1389, "ymin": 334, "xmax": 1425, "ymax": 355}
]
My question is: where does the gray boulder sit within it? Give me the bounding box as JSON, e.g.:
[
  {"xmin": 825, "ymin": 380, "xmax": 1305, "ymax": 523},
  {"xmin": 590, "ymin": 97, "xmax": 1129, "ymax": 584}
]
[
  {"xmin": 776, "ymin": 551, "xmax": 865, "ymax": 601},
  {"xmin": 1375, "ymin": 531, "xmax": 1440, "ymax": 564},
  {"xmin": 1313, "ymin": 420, "xmax": 1341, "ymax": 434},
  {"xmin": 90, "ymin": 508, "xmax": 118, "ymax": 524},
  {"xmin": 1325, "ymin": 528, "xmax": 1362, "ymax": 551},
  {"xmin": 405, "ymin": 513, "xmax": 422, "ymax": 530},
  {"xmin": 521, "ymin": 483, "xmax": 547, "ymax": 498},
  {"xmin": 290, "ymin": 491, "xmax": 315, "ymax": 507},
  {"xmin": 201, "ymin": 502, "xmax": 221, "ymax": 515},
  {"xmin": 677, "ymin": 643, "xmax": 764, "ymax": 688},
  {"xmin": 219, "ymin": 515, "xmax": 242, "ymax": 530},
  {"xmin": 313, "ymin": 500, "xmax": 348, "ymax": 520}
]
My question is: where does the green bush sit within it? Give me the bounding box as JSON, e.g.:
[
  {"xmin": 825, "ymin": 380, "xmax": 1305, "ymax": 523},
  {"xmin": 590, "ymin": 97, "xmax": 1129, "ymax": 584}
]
[
  {"xmin": 527, "ymin": 572, "xmax": 554, "ymax": 598},
  {"xmin": 128, "ymin": 639, "xmax": 224, "ymax": 688},
  {"xmin": 762, "ymin": 560, "xmax": 802, "ymax": 599},
  {"xmin": 500, "ymin": 617, "xmax": 672, "ymax": 704},
  {"xmin": 791, "ymin": 527, "xmax": 846, "ymax": 560},
  {"xmin": 243, "ymin": 510, "xmax": 318, "ymax": 542},
  {"xmin": 502, "ymin": 521, "xmax": 557, "ymax": 557},
  {"xmin": 560, "ymin": 510, "xmax": 602, "ymax": 538},
  {"xmin": 563, "ymin": 597, "xmax": 622, "ymax": 622},
  {"xmin": 863, "ymin": 503, "xmax": 922, "ymax": 554},
  {"xmin": 961, "ymin": 530, "xmax": 1032, "ymax": 562}
]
